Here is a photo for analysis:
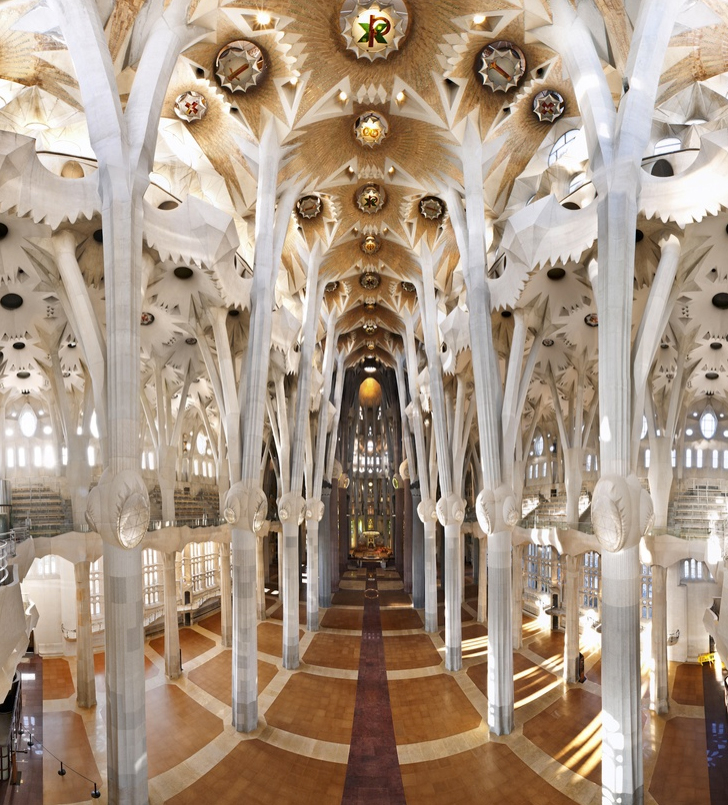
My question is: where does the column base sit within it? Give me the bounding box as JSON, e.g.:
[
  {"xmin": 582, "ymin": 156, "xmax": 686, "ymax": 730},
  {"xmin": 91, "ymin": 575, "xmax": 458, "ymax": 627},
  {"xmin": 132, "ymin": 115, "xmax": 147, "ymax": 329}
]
[
  {"xmin": 424, "ymin": 611, "xmax": 437, "ymax": 633},
  {"xmin": 283, "ymin": 644, "xmax": 300, "ymax": 670},
  {"xmin": 445, "ymin": 646, "xmax": 462, "ymax": 672},
  {"xmin": 307, "ymin": 613, "xmax": 319, "ymax": 632},
  {"xmin": 488, "ymin": 704, "xmax": 514, "ymax": 736},
  {"xmin": 232, "ymin": 700, "xmax": 258, "ymax": 733}
]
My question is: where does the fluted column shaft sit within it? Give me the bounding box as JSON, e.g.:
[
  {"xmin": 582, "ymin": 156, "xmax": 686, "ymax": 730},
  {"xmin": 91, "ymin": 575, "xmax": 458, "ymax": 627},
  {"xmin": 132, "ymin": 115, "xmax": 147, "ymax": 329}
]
[
  {"xmin": 650, "ymin": 564, "xmax": 668, "ymax": 714},
  {"xmin": 163, "ymin": 552, "xmax": 181, "ymax": 679},
  {"xmin": 74, "ymin": 561, "xmax": 96, "ymax": 708},
  {"xmin": 219, "ymin": 542, "xmax": 232, "ymax": 647},
  {"xmin": 487, "ymin": 530, "xmax": 513, "ymax": 735},
  {"xmin": 564, "ymin": 554, "xmax": 580, "ymax": 683}
]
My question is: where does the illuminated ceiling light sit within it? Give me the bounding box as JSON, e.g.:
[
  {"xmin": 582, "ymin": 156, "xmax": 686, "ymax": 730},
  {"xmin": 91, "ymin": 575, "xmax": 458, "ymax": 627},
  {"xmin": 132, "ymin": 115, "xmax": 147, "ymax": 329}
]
[
  {"xmin": 215, "ymin": 40, "xmax": 267, "ymax": 93},
  {"xmin": 478, "ymin": 40, "xmax": 526, "ymax": 92},
  {"xmin": 173, "ymin": 91, "xmax": 208, "ymax": 122},
  {"xmin": 354, "ymin": 110, "xmax": 389, "ymax": 146},
  {"xmin": 325, "ymin": 281, "xmax": 340, "ymax": 293},
  {"xmin": 289, "ymin": 75, "xmax": 299, "ymax": 86},
  {"xmin": 388, "ymin": 166, "xmax": 395, "ymax": 175},
  {"xmin": 256, "ymin": 11, "xmax": 272, "ymax": 25},
  {"xmin": 361, "ymin": 234, "xmax": 381, "ymax": 254},
  {"xmin": 396, "ymin": 90, "xmax": 405, "ymax": 103},
  {"xmin": 473, "ymin": 13, "xmax": 486, "ymax": 24},
  {"xmin": 339, "ymin": 90, "xmax": 349, "ymax": 102},
  {"xmin": 340, "ymin": 1, "xmax": 409, "ymax": 61},
  {"xmin": 364, "ymin": 365, "xmax": 377, "ymax": 373}
]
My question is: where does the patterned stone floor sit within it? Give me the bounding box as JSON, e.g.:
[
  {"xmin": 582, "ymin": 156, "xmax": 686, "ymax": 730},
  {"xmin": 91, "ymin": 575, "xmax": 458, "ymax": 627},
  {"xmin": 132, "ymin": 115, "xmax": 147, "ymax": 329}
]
[{"xmin": 34, "ymin": 568, "xmax": 716, "ymax": 805}]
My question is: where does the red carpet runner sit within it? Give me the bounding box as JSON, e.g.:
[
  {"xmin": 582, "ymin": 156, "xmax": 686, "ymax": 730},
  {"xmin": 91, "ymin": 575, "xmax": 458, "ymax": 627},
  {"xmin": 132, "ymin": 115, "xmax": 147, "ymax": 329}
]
[{"xmin": 341, "ymin": 566, "xmax": 406, "ymax": 804}]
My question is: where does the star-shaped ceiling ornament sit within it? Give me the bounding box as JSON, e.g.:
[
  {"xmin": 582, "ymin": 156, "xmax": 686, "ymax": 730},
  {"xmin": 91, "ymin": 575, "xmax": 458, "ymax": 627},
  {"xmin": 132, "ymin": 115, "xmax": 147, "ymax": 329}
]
[
  {"xmin": 478, "ymin": 40, "xmax": 526, "ymax": 93},
  {"xmin": 215, "ymin": 40, "xmax": 267, "ymax": 93},
  {"xmin": 340, "ymin": 0, "xmax": 409, "ymax": 61}
]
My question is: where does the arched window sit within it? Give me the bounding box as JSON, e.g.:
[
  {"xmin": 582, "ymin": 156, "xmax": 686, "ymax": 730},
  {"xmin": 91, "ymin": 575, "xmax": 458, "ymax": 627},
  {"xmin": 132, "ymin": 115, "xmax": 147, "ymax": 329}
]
[
  {"xmin": 640, "ymin": 415, "xmax": 648, "ymax": 440},
  {"xmin": 653, "ymin": 137, "xmax": 681, "ymax": 156},
  {"xmin": 19, "ymin": 405, "xmax": 37, "ymax": 438},
  {"xmin": 700, "ymin": 408, "xmax": 718, "ymax": 439},
  {"xmin": 651, "ymin": 158, "xmax": 674, "ymax": 177},
  {"xmin": 548, "ymin": 129, "xmax": 579, "ymax": 166},
  {"xmin": 533, "ymin": 431, "xmax": 544, "ymax": 457}
]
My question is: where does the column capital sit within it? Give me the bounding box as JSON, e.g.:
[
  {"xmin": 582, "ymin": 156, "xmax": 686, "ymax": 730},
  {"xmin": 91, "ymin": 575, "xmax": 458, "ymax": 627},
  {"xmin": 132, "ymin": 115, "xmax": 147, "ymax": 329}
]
[
  {"xmin": 278, "ymin": 492, "xmax": 306, "ymax": 526},
  {"xmin": 476, "ymin": 485, "xmax": 519, "ymax": 536},
  {"xmin": 305, "ymin": 498, "xmax": 325, "ymax": 523},
  {"xmin": 436, "ymin": 494, "xmax": 466, "ymax": 527},
  {"xmin": 86, "ymin": 468, "xmax": 150, "ymax": 549},
  {"xmin": 223, "ymin": 481, "xmax": 268, "ymax": 532},
  {"xmin": 416, "ymin": 496, "xmax": 438, "ymax": 525},
  {"xmin": 592, "ymin": 473, "xmax": 652, "ymax": 553}
]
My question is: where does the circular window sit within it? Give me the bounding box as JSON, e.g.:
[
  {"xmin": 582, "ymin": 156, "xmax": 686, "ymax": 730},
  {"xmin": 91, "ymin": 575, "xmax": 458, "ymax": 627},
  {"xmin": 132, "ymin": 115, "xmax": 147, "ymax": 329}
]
[
  {"xmin": 700, "ymin": 409, "xmax": 718, "ymax": 439},
  {"xmin": 534, "ymin": 431, "xmax": 544, "ymax": 457},
  {"xmin": 0, "ymin": 293, "xmax": 23, "ymax": 310}
]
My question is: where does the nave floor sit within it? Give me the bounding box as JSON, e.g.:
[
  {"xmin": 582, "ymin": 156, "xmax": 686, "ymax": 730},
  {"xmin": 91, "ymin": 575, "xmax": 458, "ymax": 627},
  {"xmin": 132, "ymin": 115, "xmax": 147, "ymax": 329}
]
[{"xmin": 17, "ymin": 569, "xmax": 722, "ymax": 805}]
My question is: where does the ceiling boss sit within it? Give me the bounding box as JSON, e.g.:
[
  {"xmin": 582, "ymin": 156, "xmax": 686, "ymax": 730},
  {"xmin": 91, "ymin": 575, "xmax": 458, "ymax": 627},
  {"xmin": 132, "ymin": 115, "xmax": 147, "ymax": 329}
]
[{"xmin": 340, "ymin": 0, "xmax": 409, "ymax": 61}]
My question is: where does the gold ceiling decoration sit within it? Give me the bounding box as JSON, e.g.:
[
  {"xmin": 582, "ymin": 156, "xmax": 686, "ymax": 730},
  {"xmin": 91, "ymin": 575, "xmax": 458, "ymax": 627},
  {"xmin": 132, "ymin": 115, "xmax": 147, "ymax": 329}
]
[
  {"xmin": 356, "ymin": 183, "xmax": 386, "ymax": 214},
  {"xmin": 359, "ymin": 377, "xmax": 382, "ymax": 406},
  {"xmin": 363, "ymin": 319, "xmax": 378, "ymax": 334},
  {"xmin": 419, "ymin": 196, "xmax": 445, "ymax": 220},
  {"xmin": 215, "ymin": 40, "xmax": 267, "ymax": 93},
  {"xmin": 360, "ymin": 272, "xmax": 381, "ymax": 290},
  {"xmin": 532, "ymin": 90, "xmax": 565, "ymax": 123},
  {"xmin": 478, "ymin": 41, "xmax": 526, "ymax": 93},
  {"xmin": 296, "ymin": 195, "xmax": 322, "ymax": 219},
  {"xmin": 401, "ymin": 280, "xmax": 416, "ymax": 293},
  {"xmin": 340, "ymin": 0, "xmax": 409, "ymax": 61},
  {"xmin": 173, "ymin": 91, "xmax": 208, "ymax": 122},
  {"xmin": 361, "ymin": 234, "xmax": 381, "ymax": 254},
  {"xmin": 325, "ymin": 281, "xmax": 340, "ymax": 293},
  {"xmin": 354, "ymin": 111, "xmax": 389, "ymax": 146}
]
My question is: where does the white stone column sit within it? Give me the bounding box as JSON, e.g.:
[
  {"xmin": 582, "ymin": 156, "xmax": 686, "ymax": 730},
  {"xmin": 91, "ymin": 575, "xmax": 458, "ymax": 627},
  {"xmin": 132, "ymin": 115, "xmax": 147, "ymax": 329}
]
[
  {"xmin": 74, "ymin": 561, "xmax": 96, "ymax": 708},
  {"xmin": 256, "ymin": 531, "xmax": 267, "ymax": 621},
  {"xmin": 511, "ymin": 543, "xmax": 524, "ymax": 650},
  {"xmin": 476, "ymin": 530, "xmax": 487, "ymax": 624},
  {"xmin": 163, "ymin": 551, "xmax": 181, "ymax": 679},
  {"xmin": 231, "ymin": 523, "xmax": 257, "ymax": 729},
  {"xmin": 219, "ymin": 542, "xmax": 232, "ymax": 647},
  {"xmin": 601, "ymin": 544, "xmax": 643, "ymax": 804},
  {"xmin": 319, "ymin": 486, "xmax": 332, "ymax": 608},
  {"xmin": 487, "ymin": 529, "xmax": 514, "ymax": 735},
  {"xmin": 423, "ymin": 516, "xmax": 438, "ymax": 633},
  {"xmin": 440, "ymin": 496, "xmax": 465, "ymax": 671},
  {"xmin": 279, "ymin": 493, "xmax": 304, "ymax": 668},
  {"xmin": 411, "ymin": 486, "xmax": 424, "ymax": 609},
  {"xmin": 305, "ymin": 498, "xmax": 324, "ymax": 632},
  {"xmin": 650, "ymin": 564, "xmax": 668, "ymax": 714},
  {"xmin": 403, "ymin": 478, "xmax": 413, "ymax": 593},
  {"xmin": 564, "ymin": 554, "xmax": 580, "ymax": 684},
  {"xmin": 102, "ymin": 542, "xmax": 147, "ymax": 803}
]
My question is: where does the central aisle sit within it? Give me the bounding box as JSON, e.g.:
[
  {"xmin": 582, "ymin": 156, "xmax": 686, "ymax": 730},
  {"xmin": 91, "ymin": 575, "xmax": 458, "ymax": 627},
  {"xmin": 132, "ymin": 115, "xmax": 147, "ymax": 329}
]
[{"xmin": 342, "ymin": 565, "xmax": 406, "ymax": 804}]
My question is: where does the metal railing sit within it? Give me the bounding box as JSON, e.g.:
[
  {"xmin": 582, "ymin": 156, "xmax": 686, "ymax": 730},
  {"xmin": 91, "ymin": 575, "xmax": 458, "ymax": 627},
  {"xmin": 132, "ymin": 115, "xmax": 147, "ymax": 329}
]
[{"xmin": 518, "ymin": 515, "xmax": 718, "ymax": 542}]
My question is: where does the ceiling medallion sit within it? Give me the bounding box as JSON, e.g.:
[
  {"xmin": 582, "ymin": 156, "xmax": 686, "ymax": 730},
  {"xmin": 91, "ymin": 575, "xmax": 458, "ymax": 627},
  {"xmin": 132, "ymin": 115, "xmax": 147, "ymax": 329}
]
[
  {"xmin": 478, "ymin": 40, "xmax": 526, "ymax": 92},
  {"xmin": 419, "ymin": 196, "xmax": 445, "ymax": 220},
  {"xmin": 532, "ymin": 89, "xmax": 565, "ymax": 123},
  {"xmin": 361, "ymin": 234, "xmax": 381, "ymax": 254},
  {"xmin": 185, "ymin": 337, "xmax": 198, "ymax": 346},
  {"xmin": 542, "ymin": 338, "xmax": 554, "ymax": 347},
  {"xmin": 173, "ymin": 91, "xmax": 208, "ymax": 122},
  {"xmin": 141, "ymin": 312, "xmax": 155, "ymax": 326},
  {"xmin": 354, "ymin": 111, "xmax": 389, "ymax": 146},
  {"xmin": 363, "ymin": 319, "xmax": 378, "ymax": 335},
  {"xmin": 296, "ymin": 195, "xmax": 322, "ymax": 219},
  {"xmin": 367, "ymin": 340, "xmax": 376, "ymax": 351},
  {"xmin": 215, "ymin": 40, "xmax": 267, "ymax": 93},
  {"xmin": 340, "ymin": 0, "xmax": 409, "ymax": 61},
  {"xmin": 356, "ymin": 183, "xmax": 386, "ymax": 214},
  {"xmin": 584, "ymin": 313, "xmax": 598, "ymax": 327},
  {"xmin": 325, "ymin": 281, "xmax": 340, "ymax": 293},
  {"xmin": 401, "ymin": 280, "xmax": 415, "ymax": 293},
  {"xmin": 360, "ymin": 272, "xmax": 381, "ymax": 290}
]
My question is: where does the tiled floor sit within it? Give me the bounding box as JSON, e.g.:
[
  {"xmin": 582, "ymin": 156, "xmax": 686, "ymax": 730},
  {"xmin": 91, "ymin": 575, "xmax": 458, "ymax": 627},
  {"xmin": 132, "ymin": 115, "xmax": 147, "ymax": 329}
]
[
  {"xmin": 40, "ymin": 659, "xmax": 74, "ymax": 700},
  {"xmin": 30, "ymin": 564, "xmax": 719, "ymax": 805}
]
